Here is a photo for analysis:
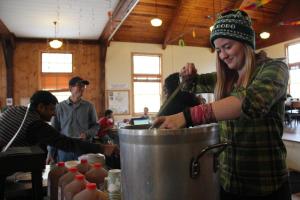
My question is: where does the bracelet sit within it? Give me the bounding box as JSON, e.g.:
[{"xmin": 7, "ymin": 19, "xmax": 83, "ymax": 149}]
[{"xmin": 183, "ymin": 108, "xmax": 193, "ymax": 128}]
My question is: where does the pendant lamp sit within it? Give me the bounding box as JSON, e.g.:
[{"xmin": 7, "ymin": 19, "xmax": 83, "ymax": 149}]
[{"xmin": 49, "ymin": 21, "xmax": 63, "ymax": 49}]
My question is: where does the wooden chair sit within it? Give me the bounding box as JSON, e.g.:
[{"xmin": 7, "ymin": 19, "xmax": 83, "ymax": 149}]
[{"xmin": 291, "ymin": 101, "xmax": 300, "ymax": 125}]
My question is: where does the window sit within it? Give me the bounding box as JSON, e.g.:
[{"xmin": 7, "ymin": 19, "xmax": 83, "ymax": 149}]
[
  {"xmin": 132, "ymin": 54, "xmax": 162, "ymax": 114},
  {"xmin": 41, "ymin": 52, "xmax": 72, "ymax": 100},
  {"xmin": 286, "ymin": 42, "xmax": 300, "ymax": 98},
  {"xmin": 51, "ymin": 91, "xmax": 70, "ymax": 102},
  {"xmin": 42, "ymin": 53, "xmax": 72, "ymax": 73}
]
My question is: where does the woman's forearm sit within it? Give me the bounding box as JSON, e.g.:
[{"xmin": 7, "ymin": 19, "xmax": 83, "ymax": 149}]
[{"xmin": 212, "ymin": 96, "xmax": 242, "ymax": 121}]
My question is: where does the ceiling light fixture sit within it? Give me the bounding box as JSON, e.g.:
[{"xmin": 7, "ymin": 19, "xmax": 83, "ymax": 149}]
[
  {"xmin": 150, "ymin": 0, "xmax": 162, "ymax": 27},
  {"xmin": 259, "ymin": 31, "xmax": 270, "ymax": 39},
  {"xmin": 49, "ymin": 21, "xmax": 63, "ymax": 49},
  {"xmin": 151, "ymin": 18, "xmax": 162, "ymax": 27}
]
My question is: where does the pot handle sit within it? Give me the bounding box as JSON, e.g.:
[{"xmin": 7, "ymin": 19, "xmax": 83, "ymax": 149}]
[{"xmin": 190, "ymin": 141, "xmax": 230, "ymax": 179}]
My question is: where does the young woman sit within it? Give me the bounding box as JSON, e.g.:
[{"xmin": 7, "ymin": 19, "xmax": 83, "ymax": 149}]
[{"xmin": 154, "ymin": 10, "xmax": 291, "ymax": 200}]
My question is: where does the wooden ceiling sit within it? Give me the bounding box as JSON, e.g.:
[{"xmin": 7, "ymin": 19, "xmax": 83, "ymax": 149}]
[
  {"xmin": 105, "ymin": 0, "xmax": 300, "ymax": 49},
  {"xmin": 1, "ymin": 0, "xmax": 300, "ymax": 49}
]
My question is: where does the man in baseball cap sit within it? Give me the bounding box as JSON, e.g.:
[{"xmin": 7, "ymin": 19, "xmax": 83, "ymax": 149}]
[{"xmin": 49, "ymin": 76, "xmax": 99, "ymax": 162}]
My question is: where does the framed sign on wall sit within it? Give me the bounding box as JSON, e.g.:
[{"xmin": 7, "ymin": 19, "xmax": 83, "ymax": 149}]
[{"xmin": 106, "ymin": 90, "xmax": 130, "ymax": 115}]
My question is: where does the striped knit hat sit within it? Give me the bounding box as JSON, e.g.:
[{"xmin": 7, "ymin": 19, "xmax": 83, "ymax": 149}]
[{"xmin": 210, "ymin": 10, "xmax": 255, "ymax": 49}]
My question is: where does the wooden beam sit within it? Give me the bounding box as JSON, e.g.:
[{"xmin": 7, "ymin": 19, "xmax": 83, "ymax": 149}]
[
  {"xmin": 99, "ymin": 41, "xmax": 108, "ymax": 116},
  {"xmin": 256, "ymin": 0, "xmax": 300, "ymax": 48},
  {"xmin": 257, "ymin": 26, "xmax": 300, "ymax": 49},
  {"xmin": 15, "ymin": 37, "xmax": 99, "ymax": 45},
  {"xmin": 1, "ymin": 19, "xmax": 16, "ymax": 50},
  {"xmin": 0, "ymin": 19, "xmax": 10, "ymax": 36},
  {"xmin": 99, "ymin": 0, "xmax": 139, "ymax": 44},
  {"xmin": 1, "ymin": 35, "xmax": 15, "ymax": 101},
  {"xmin": 98, "ymin": 0, "xmax": 139, "ymax": 114},
  {"xmin": 269, "ymin": 0, "xmax": 300, "ymax": 25},
  {"xmin": 162, "ymin": 0, "xmax": 184, "ymax": 49}
]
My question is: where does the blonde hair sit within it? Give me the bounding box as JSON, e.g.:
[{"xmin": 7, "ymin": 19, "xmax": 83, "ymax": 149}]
[{"xmin": 214, "ymin": 44, "xmax": 255, "ymax": 100}]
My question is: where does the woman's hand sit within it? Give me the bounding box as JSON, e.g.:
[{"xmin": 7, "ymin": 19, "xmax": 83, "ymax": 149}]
[
  {"xmin": 180, "ymin": 63, "xmax": 197, "ymax": 82},
  {"xmin": 153, "ymin": 112, "xmax": 186, "ymax": 129}
]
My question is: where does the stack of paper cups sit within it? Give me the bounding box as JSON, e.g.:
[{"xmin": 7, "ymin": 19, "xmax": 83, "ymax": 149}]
[{"xmin": 107, "ymin": 169, "xmax": 121, "ymax": 200}]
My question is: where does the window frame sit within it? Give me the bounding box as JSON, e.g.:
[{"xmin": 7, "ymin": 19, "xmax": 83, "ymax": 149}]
[
  {"xmin": 40, "ymin": 51, "xmax": 73, "ymax": 92},
  {"xmin": 285, "ymin": 40, "xmax": 300, "ymax": 97},
  {"xmin": 131, "ymin": 52, "xmax": 162, "ymax": 115}
]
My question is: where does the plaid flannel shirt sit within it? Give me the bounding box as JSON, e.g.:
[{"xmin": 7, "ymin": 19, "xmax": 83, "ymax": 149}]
[{"xmin": 192, "ymin": 59, "xmax": 289, "ymax": 196}]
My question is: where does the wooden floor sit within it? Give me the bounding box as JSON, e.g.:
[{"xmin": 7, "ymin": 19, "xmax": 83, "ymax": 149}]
[
  {"xmin": 283, "ymin": 120, "xmax": 300, "ymax": 142},
  {"xmin": 284, "ymin": 120, "xmax": 300, "ymax": 200}
]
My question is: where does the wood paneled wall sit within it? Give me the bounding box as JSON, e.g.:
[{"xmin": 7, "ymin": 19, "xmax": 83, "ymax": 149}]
[{"xmin": 0, "ymin": 40, "xmax": 105, "ymax": 117}]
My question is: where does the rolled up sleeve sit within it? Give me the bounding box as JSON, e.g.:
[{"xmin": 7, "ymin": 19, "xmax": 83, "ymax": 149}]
[{"xmin": 232, "ymin": 61, "xmax": 289, "ymax": 119}]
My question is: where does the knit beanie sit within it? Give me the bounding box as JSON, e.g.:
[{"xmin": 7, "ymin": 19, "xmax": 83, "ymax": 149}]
[{"xmin": 210, "ymin": 9, "xmax": 255, "ymax": 49}]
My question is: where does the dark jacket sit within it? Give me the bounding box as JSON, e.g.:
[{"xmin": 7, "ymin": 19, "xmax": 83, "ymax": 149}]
[{"xmin": 0, "ymin": 106, "xmax": 102, "ymax": 154}]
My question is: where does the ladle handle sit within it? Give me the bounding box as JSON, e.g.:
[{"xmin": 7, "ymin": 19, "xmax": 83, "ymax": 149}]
[
  {"xmin": 148, "ymin": 81, "xmax": 186, "ymax": 130},
  {"xmin": 149, "ymin": 75, "xmax": 197, "ymax": 129},
  {"xmin": 190, "ymin": 141, "xmax": 230, "ymax": 179}
]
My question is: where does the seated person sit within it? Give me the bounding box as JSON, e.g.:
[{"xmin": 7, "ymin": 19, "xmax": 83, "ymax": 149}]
[
  {"xmin": 97, "ymin": 109, "xmax": 115, "ymax": 144},
  {"xmin": 158, "ymin": 72, "xmax": 200, "ymax": 116},
  {"xmin": 141, "ymin": 107, "xmax": 150, "ymax": 119},
  {"xmin": 285, "ymin": 93, "xmax": 293, "ymax": 111}
]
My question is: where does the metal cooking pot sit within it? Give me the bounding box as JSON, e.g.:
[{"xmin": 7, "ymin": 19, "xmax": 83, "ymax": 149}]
[{"xmin": 119, "ymin": 123, "xmax": 228, "ymax": 200}]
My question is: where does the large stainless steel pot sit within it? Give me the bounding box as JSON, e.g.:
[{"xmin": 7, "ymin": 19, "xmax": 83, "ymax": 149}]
[{"xmin": 119, "ymin": 123, "xmax": 227, "ymax": 200}]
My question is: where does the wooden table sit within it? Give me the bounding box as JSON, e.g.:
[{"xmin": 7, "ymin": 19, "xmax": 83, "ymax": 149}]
[{"xmin": 292, "ymin": 101, "xmax": 300, "ymax": 109}]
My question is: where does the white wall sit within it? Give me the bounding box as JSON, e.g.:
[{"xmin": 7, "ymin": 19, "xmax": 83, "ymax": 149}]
[
  {"xmin": 105, "ymin": 41, "xmax": 216, "ymax": 119},
  {"xmin": 106, "ymin": 42, "xmax": 216, "ymax": 85}
]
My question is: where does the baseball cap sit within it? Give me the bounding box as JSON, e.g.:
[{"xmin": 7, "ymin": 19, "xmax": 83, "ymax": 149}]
[{"xmin": 69, "ymin": 76, "xmax": 89, "ymax": 86}]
